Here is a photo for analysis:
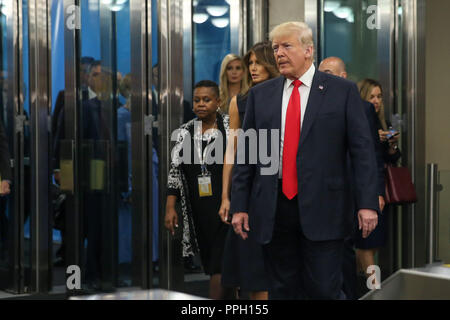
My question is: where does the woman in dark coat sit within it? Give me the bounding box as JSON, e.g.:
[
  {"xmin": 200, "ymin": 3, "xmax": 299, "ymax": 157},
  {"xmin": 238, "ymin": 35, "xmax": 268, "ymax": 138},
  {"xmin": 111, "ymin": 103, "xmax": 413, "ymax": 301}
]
[
  {"xmin": 219, "ymin": 42, "xmax": 279, "ymax": 300},
  {"xmin": 355, "ymin": 78, "xmax": 401, "ymax": 286}
]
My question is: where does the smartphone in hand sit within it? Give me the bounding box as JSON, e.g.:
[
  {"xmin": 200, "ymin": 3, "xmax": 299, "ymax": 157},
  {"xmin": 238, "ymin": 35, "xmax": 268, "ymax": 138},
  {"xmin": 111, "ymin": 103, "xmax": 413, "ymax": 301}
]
[{"xmin": 386, "ymin": 130, "xmax": 399, "ymax": 139}]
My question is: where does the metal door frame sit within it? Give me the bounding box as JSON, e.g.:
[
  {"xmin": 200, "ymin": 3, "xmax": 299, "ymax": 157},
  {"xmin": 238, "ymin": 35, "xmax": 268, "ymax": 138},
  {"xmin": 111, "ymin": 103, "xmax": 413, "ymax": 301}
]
[
  {"xmin": 61, "ymin": 0, "xmax": 157, "ymax": 294},
  {"xmin": 28, "ymin": 0, "xmax": 52, "ymax": 293}
]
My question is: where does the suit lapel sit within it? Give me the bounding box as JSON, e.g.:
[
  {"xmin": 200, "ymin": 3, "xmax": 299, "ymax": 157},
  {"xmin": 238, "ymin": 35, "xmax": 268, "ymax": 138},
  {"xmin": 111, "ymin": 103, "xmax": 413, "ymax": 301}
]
[{"xmin": 299, "ymin": 70, "xmax": 327, "ymax": 147}]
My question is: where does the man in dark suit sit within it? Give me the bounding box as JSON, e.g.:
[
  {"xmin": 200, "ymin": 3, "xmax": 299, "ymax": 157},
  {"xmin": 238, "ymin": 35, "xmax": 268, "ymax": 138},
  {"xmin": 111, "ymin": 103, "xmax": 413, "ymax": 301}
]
[
  {"xmin": 230, "ymin": 22, "xmax": 379, "ymax": 299},
  {"xmin": 0, "ymin": 120, "xmax": 11, "ymax": 196},
  {"xmin": 319, "ymin": 57, "xmax": 385, "ymax": 299}
]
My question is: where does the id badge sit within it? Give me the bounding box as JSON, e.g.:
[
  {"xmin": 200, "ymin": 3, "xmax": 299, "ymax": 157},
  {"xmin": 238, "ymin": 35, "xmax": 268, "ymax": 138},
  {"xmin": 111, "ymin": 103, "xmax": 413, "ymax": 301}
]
[{"xmin": 198, "ymin": 174, "xmax": 213, "ymax": 197}]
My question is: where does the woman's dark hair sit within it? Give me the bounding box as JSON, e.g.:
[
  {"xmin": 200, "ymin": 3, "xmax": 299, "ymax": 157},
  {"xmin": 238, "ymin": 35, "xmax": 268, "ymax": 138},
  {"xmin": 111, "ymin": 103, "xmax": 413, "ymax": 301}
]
[
  {"xmin": 194, "ymin": 80, "xmax": 220, "ymax": 98},
  {"xmin": 243, "ymin": 41, "xmax": 280, "ymax": 87}
]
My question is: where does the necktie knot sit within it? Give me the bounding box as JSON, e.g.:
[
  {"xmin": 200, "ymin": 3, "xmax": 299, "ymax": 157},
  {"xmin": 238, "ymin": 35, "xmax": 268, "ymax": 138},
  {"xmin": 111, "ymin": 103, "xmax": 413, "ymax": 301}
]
[{"xmin": 293, "ymin": 79, "xmax": 302, "ymax": 88}]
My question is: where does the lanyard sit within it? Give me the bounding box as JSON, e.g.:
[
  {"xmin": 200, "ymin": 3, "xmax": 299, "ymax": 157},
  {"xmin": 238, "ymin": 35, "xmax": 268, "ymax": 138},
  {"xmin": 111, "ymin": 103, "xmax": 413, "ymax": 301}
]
[{"xmin": 195, "ymin": 120, "xmax": 217, "ymax": 175}]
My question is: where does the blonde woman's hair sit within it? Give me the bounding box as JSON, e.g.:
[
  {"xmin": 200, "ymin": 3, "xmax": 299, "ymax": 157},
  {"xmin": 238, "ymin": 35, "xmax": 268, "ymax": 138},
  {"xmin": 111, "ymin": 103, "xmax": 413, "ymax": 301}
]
[
  {"xmin": 269, "ymin": 21, "xmax": 314, "ymax": 52},
  {"xmin": 119, "ymin": 73, "xmax": 132, "ymax": 99},
  {"xmin": 358, "ymin": 78, "xmax": 388, "ymax": 130},
  {"xmin": 218, "ymin": 54, "xmax": 249, "ymax": 113}
]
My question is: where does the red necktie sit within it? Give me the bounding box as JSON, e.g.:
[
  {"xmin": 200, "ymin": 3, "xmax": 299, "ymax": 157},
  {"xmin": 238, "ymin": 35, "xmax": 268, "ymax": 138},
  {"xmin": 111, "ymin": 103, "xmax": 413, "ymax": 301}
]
[{"xmin": 282, "ymin": 79, "xmax": 302, "ymax": 199}]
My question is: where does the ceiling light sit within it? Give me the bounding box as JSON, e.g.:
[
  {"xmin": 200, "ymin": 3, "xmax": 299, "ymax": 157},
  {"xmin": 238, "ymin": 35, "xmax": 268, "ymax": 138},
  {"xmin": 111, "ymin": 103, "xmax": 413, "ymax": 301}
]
[
  {"xmin": 110, "ymin": 4, "xmax": 124, "ymax": 11},
  {"xmin": 193, "ymin": 13, "xmax": 209, "ymax": 24},
  {"xmin": 333, "ymin": 6, "xmax": 352, "ymax": 19},
  {"xmin": 211, "ymin": 18, "xmax": 229, "ymax": 28},
  {"xmin": 346, "ymin": 13, "xmax": 354, "ymax": 23},
  {"xmin": 324, "ymin": 1, "xmax": 340, "ymax": 13},
  {"xmin": 206, "ymin": 5, "xmax": 228, "ymax": 17},
  {"xmin": 0, "ymin": 1, "xmax": 11, "ymax": 15}
]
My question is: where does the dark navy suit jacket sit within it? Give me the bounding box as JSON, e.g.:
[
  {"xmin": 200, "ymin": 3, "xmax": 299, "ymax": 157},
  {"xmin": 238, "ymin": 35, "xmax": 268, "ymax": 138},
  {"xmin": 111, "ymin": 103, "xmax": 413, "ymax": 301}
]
[{"xmin": 230, "ymin": 70, "xmax": 379, "ymax": 244}]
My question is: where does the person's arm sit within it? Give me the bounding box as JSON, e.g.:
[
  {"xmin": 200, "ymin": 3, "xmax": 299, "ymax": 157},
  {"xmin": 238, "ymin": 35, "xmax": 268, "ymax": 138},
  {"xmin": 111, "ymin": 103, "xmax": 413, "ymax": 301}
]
[
  {"xmin": 164, "ymin": 125, "xmax": 188, "ymax": 235},
  {"xmin": 219, "ymin": 96, "xmax": 240, "ymax": 224},
  {"xmin": 366, "ymin": 103, "xmax": 386, "ymax": 211},
  {"xmin": 165, "ymin": 195, "xmax": 178, "ymax": 235},
  {"xmin": 230, "ymin": 90, "xmax": 257, "ymax": 240},
  {"xmin": 346, "ymin": 84, "xmax": 379, "ymax": 238}
]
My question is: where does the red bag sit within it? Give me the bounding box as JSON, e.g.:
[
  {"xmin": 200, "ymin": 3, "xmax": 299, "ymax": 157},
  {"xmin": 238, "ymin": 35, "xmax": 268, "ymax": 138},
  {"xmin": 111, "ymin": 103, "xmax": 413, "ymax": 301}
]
[{"xmin": 385, "ymin": 165, "xmax": 418, "ymax": 204}]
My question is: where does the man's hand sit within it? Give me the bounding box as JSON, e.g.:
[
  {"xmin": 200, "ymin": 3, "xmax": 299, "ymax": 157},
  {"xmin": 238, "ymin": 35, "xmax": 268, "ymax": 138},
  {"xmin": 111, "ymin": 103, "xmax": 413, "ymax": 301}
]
[
  {"xmin": 358, "ymin": 209, "xmax": 378, "ymax": 238},
  {"xmin": 378, "ymin": 196, "xmax": 385, "ymax": 212},
  {"xmin": 232, "ymin": 212, "xmax": 249, "ymax": 240},
  {"xmin": 0, "ymin": 180, "xmax": 10, "ymax": 196},
  {"xmin": 218, "ymin": 198, "xmax": 231, "ymax": 224}
]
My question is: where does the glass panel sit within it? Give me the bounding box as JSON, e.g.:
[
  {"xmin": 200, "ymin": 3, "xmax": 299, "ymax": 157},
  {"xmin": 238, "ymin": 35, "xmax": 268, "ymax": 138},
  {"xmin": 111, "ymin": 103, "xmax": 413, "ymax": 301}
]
[
  {"xmin": 151, "ymin": 0, "xmax": 160, "ymax": 287},
  {"xmin": 193, "ymin": 0, "xmax": 231, "ymax": 84},
  {"xmin": 438, "ymin": 170, "xmax": 450, "ymax": 264},
  {"xmin": 21, "ymin": 0, "xmax": 32, "ymax": 291},
  {"xmin": 77, "ymin": 0, "xmax": 132, "ymax": 290},
  {"xmin": 321, "ymin": 0, "xmax": 400, "ymax": 283},
  {"xmin": 0, "ymin": 0, "xmax": 15, "ymax": 289},
  {"xmin": 322, "ymin": 0, "xmax": 380, "ymax": 82},
  {"xmin": 50, "ymin": 0, "xmax": 67, "ymax": 290}
]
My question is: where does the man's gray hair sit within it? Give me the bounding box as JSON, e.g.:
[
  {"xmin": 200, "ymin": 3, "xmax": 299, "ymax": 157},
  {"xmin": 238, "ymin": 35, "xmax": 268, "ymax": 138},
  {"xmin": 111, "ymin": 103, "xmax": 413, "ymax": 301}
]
[{"xmin": 269, "ymin": 21, "xmax": 314, "ymax": 48}]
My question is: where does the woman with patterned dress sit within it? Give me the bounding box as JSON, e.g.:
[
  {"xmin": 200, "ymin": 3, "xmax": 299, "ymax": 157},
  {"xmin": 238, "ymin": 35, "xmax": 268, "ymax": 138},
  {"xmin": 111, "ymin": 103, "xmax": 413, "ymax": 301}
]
[{"xmin": 164, "ymin": 80, "xmax": 233, "ymax": 299}]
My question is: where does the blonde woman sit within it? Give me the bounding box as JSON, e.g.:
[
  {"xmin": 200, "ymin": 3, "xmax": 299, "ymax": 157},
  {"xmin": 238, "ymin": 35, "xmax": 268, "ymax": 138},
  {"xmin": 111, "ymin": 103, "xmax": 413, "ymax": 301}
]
[
  {"xmin": 218, "ymin": 54, "xmax": 249, "ymax": 113},
  {"xmin": 356, "ymin": 78, "xmax": 401, "ymax": 288}
]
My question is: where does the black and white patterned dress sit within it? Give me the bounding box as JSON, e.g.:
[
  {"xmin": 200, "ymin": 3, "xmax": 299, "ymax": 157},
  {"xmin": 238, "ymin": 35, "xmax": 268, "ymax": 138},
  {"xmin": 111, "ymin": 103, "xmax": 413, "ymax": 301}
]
[{"xmin": 167, "ymin": 113, "xmax": 230, "ymax": 275}]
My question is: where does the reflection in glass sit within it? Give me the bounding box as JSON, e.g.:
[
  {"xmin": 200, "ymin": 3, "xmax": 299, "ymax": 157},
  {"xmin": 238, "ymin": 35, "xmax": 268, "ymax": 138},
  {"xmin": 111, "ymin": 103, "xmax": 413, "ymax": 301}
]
[
  {"xmin": 194, "ymin": 0, "xmax": 231, "ymax": 83},
  {"xmin": 21, "ymin": 0, "xmax": 32, "ymax": 287},
  {"xmin": 0, "ymin": 0, "xmax": 13, "ymax": 278},
  {"xmin": 77, "ymin": 0, "xmax": 134, "ymax": 289},
  {"xmin": 322, "ymin": 0, "xmax": 379, "ymax": 83},
  {"xmin": 50, "ymin": 0, "xmax": 69, "ymax": 288}
]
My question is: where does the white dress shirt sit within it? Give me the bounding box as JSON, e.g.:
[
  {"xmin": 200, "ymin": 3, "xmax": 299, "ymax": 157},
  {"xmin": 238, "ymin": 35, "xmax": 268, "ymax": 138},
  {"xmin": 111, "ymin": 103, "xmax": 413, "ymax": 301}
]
[{"xmin": 279, "ymin": 63, "xmax": 316, "ymax": 178}]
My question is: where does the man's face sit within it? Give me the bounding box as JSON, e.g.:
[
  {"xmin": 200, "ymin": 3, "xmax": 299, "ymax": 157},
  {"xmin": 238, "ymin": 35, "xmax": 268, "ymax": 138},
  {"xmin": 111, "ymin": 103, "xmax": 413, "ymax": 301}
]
[
  {"xmin": 272, "ymin": 33, "xmax": 313, "ymax": 80},
  {"xmin": 88, "ymin": 65, "xmax": 101, "ymax": 92},
  {"xmin": 318, "ymin": 60, "xmax": 347, "ymax": 79},
  {"xmin": 80, "ymin": 63, "xmax": 90, "ymax": 87}
]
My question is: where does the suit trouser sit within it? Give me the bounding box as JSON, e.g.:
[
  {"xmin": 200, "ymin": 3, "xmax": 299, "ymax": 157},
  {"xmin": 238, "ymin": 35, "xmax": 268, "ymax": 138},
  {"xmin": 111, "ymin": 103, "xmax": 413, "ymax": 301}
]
[
  {"xmin": 262, "ymin": 184, "xmax": 345, "ymax": 300},
  {"xmin": 341, "ymin": 236, "xmax": 357, "ymax": 300}
]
